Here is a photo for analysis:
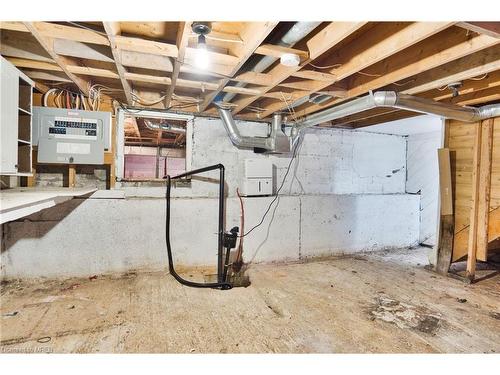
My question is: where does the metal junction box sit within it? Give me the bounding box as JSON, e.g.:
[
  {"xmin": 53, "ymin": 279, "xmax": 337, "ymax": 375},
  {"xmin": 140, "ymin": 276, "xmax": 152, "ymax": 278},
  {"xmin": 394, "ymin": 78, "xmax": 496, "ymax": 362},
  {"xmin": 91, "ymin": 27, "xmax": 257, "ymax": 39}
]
[
  {"xmin": 239, "ymin": 158, "xmax": 274, "ymax": 196},
  {"xmin": 32, "ymin": 106, "xmax": 111, "ymax": 165}
]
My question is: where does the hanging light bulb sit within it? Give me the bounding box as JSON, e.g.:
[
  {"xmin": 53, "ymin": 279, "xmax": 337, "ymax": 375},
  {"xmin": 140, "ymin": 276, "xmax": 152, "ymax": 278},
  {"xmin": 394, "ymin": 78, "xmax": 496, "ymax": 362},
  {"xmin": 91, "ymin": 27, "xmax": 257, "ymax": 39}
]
[
  {"xmin": 196, "ymin": 34, "xmax": 209, "ymax": 69},
  {"xmin": 191, "ymin": 22, "xmax": 212, "ymax": 70}
]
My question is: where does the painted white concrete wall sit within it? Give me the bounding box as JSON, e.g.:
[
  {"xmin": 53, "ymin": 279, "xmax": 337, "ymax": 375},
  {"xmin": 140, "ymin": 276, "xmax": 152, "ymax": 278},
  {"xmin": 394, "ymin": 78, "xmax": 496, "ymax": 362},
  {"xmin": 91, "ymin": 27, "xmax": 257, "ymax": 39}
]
[
  {"xmin": 1, "ymin": 116, "xmax": 421, "ymax": 278},
  {"xmin": 359, "ymin": 115, "xmax": 443, "ymax": 246},
  {"xmin": 406, "ymin": 131, "xmax": 442, "ymax": 245},
  {"xmin": 1, "ymin": 193, "xmax": 419, "ymax": 278},
  {"xmin": 118, "ymin": 117, "xmax": 407, "ymax": 198}
]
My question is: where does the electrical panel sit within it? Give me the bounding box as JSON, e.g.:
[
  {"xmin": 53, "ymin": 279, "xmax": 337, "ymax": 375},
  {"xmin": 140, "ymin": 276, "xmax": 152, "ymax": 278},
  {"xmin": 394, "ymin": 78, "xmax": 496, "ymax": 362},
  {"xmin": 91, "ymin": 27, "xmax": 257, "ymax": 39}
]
[
  {"xmin": 239, "ymin": 158, "xmax": 274, "ymax": 197},
  {"xmin": 32, "ymin": 106, "xmax": 111, "ymax": 165}
]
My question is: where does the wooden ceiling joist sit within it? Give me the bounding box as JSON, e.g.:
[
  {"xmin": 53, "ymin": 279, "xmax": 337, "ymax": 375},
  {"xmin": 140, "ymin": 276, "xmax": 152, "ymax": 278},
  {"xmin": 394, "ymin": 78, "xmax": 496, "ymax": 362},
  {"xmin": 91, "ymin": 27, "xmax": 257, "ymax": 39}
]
[
  {"xmin": 198, "ymin": 21, "xmax": 279, "ymax": 112},
  {"xmin": 402, "ymin": 45, "xmax": 500, "ymax": 95},
  {"xmin": 227, "ymin": 22, "xmax": 368, "ymax": 116},
  {"xmin": 103, "ymin": 22, "xmax": 135, "ymax": 105},
  {"xmin": 23, "ymin": 22, "xmax": 91, "ymax": 95},
  {"xmin": 457, "ymin": 22, "xmax": 500, "ymax": 39},
  {"xmin": 164, "ymin": 22, "xmax": 191, "ymax": 108},
  {"xmin": 257, "ymin": 22, "xmax": 454, "ymax": 119},
  {"xmin": 3, "ymin": 21, "xmax": 499, "ymax": 126}
]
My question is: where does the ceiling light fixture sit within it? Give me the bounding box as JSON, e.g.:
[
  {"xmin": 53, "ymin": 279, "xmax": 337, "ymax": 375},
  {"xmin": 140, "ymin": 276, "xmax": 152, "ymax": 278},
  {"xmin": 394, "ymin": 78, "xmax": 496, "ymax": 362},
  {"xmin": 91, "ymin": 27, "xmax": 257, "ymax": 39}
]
[
  {"xmin": 192, "ymin": 22, "xmax": 212, "ymax": 70},
  {"xmin": 280, "ymin": 53, "xmax": 300, "ymax": 67}
]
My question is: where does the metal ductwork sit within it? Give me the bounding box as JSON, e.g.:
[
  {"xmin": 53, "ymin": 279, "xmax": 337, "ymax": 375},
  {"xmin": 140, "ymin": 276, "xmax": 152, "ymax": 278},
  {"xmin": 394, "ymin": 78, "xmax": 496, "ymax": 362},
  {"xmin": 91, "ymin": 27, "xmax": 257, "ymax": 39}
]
[
  {"xmin": 295, "ymin": 91, "xmax": 500, "ymax": 131},
  {"xmin": 217, "ymin": 106, "xmax": 291, "ymax": 153},
  {"xmin": 220, "ymin": 22, "xmax": 321, "ymax": 104},
  {"xmin": 218, "ymin": 91, "xmax": 500, "ymax": 154},
  {"xmin": 144, "ymin": 119, "xmax": 186, "ymax": 134}
]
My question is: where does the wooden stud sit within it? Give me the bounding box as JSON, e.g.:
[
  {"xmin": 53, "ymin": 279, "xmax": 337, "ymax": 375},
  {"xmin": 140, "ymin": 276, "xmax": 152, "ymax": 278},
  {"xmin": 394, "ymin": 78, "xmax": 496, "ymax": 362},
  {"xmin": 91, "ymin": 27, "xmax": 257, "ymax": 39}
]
[{"xmin": 68, "ymin": 164, "xmax": 76, "ymax": 188}]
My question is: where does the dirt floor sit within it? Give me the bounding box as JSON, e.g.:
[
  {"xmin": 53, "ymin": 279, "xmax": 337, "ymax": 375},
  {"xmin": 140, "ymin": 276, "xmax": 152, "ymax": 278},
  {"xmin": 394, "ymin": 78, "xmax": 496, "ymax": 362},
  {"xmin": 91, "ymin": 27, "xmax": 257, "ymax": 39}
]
[{"xmin": 1, "ymin": 247, "xmax": 499, "ymax": 353}]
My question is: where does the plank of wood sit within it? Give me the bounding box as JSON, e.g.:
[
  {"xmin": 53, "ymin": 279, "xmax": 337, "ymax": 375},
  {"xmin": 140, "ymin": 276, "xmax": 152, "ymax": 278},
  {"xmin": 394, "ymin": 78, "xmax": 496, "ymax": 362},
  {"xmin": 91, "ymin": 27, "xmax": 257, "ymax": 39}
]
[
  {"xmin": 457, "ymin": 22, "xmax": 500, "ymax": 39},
  {"xmin": 68, "ymin": 165, "xmax": 76, "ymax": 188},
  {"xmin": 257, "ymin": 22, "xmax": 453, "ymax": 119},
  {"xmin": 348, "ymin": 31, "xmax": 499, "ymax": 99},
  {"xmin": 290, "ymin": 70, "xmax": 337, "ymax": 82},
  {"xmin": 1, "ymin": 29, "xmax": 54, "ymax": 63},
  {"xmin": 67, "ymin": 65, "xmax": 120, "ymax": 80},
  {"xmin": 453, "ymin": 207, "xmax": 500, "ymax": 261},
  {"xmin": 114, "ymin": 35, "xmax": 178, "ymax": 57},
  {"xmin": 23, "ymin": 22, "xmax": 90, "ymax": 95},
  {"xmin": 53, "ymin": 38, "xmax": 115, "ymax": 63},
  {"xmin": 466, "ymin": 122, "xmax": 483, "ymax": 281},
  {"xmin": 439, "ymin": 148, "xmax": 454, "ymax": 216},
  {"xmin": 103, "ymin": 22, "xmax": 135, "ymax": 105},
  {"xmin": 403, "ymin": 45, "xmax": 500, "ymax": 95},
  {"xmin": 33, "ymin": 22, "xmax": 110, "ymax": 46},
  {"xmin": 269, "ymin": 26, "xmax": 497, "ymax": 120},
  {"xmin": 255, "ymin": 44, "xmax": 309, "ymax": 60},
  {"xmin": 165, "ymin": 22, "xmax": 191, "ymax": 108},
  {"xmin": 436, "ymin": 215, "xmax": 455, "ymax": 275},
  {"xmin": 4, "ymin": 57, "xmax": 62, "ymax": 71},
  {"xmin": 198, "ymin": 22, "xmax": 278, "ymax": 112},
  {"xmin": 229, "ymin": 22, "xmax": 367, "ymax": 116},
  {"xmin": 476, "ymin": 119, "xmax": 495, "ymax": 261},
  {"xmin": 436, "ymin": 147, "xmax": 455, "ymax": 275}
]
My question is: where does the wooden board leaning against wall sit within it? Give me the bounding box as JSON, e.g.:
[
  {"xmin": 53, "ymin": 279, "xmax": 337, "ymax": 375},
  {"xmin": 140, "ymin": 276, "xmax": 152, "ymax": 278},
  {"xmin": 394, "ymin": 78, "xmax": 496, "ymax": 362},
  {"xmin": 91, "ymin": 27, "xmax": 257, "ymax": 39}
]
[
  {"xmin": 30, "ymin": 90, "xmax": 116, "ymax": 189},
  {"xmin": 442, "ymin": 116, "xmax": 500, "ymax": 280}
]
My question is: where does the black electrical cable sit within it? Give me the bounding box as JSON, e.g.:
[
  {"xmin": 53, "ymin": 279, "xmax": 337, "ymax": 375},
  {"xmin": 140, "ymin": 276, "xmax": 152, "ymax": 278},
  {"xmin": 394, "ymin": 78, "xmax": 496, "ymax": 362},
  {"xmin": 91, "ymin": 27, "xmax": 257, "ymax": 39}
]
[{"xmin": 239, "ymin": 138, "xmax": 300, "ymax": 238}]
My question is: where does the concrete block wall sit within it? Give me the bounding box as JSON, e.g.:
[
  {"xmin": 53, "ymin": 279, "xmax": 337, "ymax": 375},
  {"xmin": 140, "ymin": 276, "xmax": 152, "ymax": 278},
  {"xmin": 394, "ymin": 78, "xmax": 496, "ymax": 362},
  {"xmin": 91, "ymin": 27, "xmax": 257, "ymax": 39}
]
[
  {"xmin": 1, "ymin": 116, "xmax": 421, "ymax": 278},
  {"xmin": 1, "ymin": 193, "xmax": 419, "ymax": 278}
]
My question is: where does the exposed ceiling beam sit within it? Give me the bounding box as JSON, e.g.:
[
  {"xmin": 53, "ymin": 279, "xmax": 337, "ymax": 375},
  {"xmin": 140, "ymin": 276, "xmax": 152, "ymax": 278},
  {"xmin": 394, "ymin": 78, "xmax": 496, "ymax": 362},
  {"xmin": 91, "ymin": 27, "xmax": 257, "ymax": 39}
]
[
  {"xmin": 23, "ymin": 22, "xmax": 91, "ymax": 95},
  {"xmin": 422, "ymin": 70, "xmax": 500, "ymax": 101},
  {"xmin": 258, "ymin": 22, "xmax": 454, "ymax": 119},
  {"xmin": 198, "ymin": 21, "xmax": 279, "ymax": 112},
  {"xmin": 165, "ymin": 22, "xmax": 192, "ymax": 108},
  {"xmin": 254, "ymin": 44, "xmax": 309, "ymax": 61},
  {"xmin": 401, "ymin": 46, "xmax": 500, "ymax": 94},
  {"xmin": 457, "ymin": 22, "xmax": 500, "ymax": 39},
  {"xmin": 227, "ymin": 22, "xmax": 368, "ymax": 116},
  {"xmin": 103, "ymin": 22, "xmax": 135, "ymax": 105}
]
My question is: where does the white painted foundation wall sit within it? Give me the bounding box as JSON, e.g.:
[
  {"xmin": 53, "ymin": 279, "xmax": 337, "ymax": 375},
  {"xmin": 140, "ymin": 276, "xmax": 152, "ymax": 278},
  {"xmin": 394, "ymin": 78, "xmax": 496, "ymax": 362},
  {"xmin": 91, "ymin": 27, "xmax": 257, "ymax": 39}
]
[
  {"xmin": 359, "ymin": 115, "xmax": 444, "ymax": 246},
  {"xmin": 1, "ymin": 116, "xmax": 421, "ymax": 278}
]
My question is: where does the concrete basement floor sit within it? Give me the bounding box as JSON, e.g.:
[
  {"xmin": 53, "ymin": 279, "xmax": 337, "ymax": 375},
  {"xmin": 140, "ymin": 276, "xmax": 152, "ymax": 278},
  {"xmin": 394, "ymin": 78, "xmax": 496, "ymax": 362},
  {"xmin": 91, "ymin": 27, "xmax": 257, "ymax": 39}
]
[{"xmin": 1, "ymin": 247, "xmax": 499, "ymax": 353}]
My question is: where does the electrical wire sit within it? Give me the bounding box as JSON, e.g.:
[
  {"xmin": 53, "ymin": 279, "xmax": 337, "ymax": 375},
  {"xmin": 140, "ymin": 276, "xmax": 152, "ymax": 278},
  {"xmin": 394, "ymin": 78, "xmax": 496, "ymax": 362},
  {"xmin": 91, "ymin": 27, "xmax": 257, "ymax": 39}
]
[
  {"xmin": 238, "ymin": 137, "xmax": 300, "ymax": 238},
  {"xmin": 468, "ymin": 73, "xmax": 488, "ymax": 81},
  {"xmin": 308, "ymin": 62, "xmax": 342, "ymax": 70},
  {"xmin": 356, "ymin": 70, "xmax": 382, "ymax": 77},
  {"xmin": 392, "ymin": 79, "xmax": 415, "ymax": 87}
]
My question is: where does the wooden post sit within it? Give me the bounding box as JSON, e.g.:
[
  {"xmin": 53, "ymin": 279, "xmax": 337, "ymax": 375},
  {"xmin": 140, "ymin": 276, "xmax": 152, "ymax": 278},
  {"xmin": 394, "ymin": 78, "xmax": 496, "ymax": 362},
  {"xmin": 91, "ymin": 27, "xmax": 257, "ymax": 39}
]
[
  {"xmin": 436, "ymin": 148, "xmax": 454, "ymax": 275},
  {"xmin": 466, "ymin": 122, "xmax": 483, "ymax": 281},
  {"xmin": 466, "ymin": 118, "xmax": 495, "ymax": 281},
  {"xmin": 68, "ymin": 164, "xmax": 76, "ymax": 188},
  {"xmin": 476, "ymin": 119, "xmax": 494, "ymax": 261}
]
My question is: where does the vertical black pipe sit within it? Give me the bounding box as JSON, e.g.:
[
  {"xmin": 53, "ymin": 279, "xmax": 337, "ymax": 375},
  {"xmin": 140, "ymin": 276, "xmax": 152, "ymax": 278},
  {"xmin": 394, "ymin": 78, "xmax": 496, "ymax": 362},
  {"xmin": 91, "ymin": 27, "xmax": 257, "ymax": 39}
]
[
  {"xmin": 164, "ymin": 164, "xmax": 232, "ymax": 289},
  {"xmin": 217, "ymin": 166, "xmax": 225, "ymax": 283}
]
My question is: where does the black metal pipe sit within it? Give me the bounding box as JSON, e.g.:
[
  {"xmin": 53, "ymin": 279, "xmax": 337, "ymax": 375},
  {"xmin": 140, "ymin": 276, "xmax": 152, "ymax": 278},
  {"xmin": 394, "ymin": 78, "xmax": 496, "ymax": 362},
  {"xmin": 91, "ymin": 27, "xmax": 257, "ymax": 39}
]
[{"xmin": 164, "ymin": 164, "xmax": 232, "ymax": 290}]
